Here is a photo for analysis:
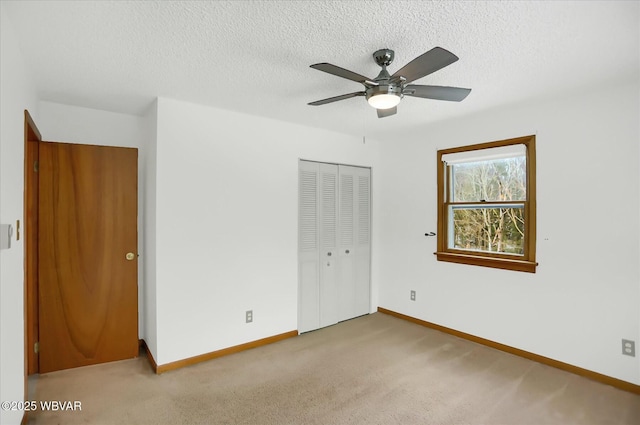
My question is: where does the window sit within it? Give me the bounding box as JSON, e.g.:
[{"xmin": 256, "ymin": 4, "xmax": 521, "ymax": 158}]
[{"xmin": 436, "ymin": 135, "xmax": 537, "ymax": 273}]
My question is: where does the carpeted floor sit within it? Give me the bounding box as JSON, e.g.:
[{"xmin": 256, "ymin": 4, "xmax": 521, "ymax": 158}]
[{"xmin": 27, "ymin": 312, "xmax": 640, "ymax": 424}]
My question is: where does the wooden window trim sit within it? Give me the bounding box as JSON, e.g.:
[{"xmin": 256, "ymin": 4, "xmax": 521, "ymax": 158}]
[{"xmin": 436, "ymin": 135, "xmax": 537, "ymax": 273}]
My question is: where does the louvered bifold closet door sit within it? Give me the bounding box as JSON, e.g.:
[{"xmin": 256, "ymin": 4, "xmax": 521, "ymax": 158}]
[
  {"xmin": 299, "ymin": 160, "xmax": 370, "ymax": 333},
  {"xmin": 338, "ymin": 165, "xmax": 371, "ymax": 321},
  {"xmin": 318, "ymin": 163, "xmax": 340, "ymax": 328},
  {"xmin": 298, "ymin": 161, "xmax": 340, "ymax": 332},
  {"xmin": 353, "ymin": 166, "xmax": 371, "ymax": 317},
  {"xmin": 298, "ymin": 161, "xmax": 320, "ymax": 333}
]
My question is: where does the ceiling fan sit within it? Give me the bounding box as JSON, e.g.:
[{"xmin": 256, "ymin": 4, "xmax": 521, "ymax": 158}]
[{"xmin": 308, "ymin": 47, "xmax": 471, "ymax": 118}]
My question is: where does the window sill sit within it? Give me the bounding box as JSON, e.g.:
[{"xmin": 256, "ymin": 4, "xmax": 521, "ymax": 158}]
[{"xmin": 435, "ymin": 251, "xmax": 537, "ymax": 273}]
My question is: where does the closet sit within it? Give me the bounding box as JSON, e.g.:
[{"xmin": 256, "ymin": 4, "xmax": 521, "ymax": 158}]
[{"xmin": 298, "ymin": 160, "xmax": 371, "ymax": 333}]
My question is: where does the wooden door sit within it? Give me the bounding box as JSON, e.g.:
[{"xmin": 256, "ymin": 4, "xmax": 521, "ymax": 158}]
[{"xmin": 38, "ymin": 142, "xmax": 138, "ymax": 373}]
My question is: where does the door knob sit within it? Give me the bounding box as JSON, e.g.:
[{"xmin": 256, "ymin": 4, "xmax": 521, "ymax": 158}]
[
  {"xmin": 126, "ymin": 252, "xmax": 135, "ymax": 261},
  {"xmin": 345, "ymin": 249, "xmax": 350, "ymax": 254},
  {"xmin": 327, "ymin": 252, "xmax": 332, "ymax": 256}
]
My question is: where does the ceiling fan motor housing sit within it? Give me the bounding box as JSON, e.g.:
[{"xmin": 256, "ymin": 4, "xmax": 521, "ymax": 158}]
[{"xmin": 365, "ymin": 84, "xmax": 402, "ymax": 102}]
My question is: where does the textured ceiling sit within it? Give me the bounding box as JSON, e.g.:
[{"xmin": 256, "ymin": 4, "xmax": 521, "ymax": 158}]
[{"xmin": 3, "ymin": 1, "xmax": 639, "ymax": 139}]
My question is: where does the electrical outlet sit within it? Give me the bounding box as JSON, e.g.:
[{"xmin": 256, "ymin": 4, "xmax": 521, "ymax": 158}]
[
  {"xmin": 622, "ymin": 339, "xmax": 635, "ymax": 357},
  {"xmin": 246, "ymin": 310, "xmax": 253, "ymax": 323},
  {"xmin": 410, "ymin": 290, "xmax": 416, "ymax": 301}
]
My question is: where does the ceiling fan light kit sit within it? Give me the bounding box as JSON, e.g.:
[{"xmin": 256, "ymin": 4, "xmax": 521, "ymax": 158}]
[
  {"xmin": 367, "ymin": 90, "xmax": 401, "ymax": 110},
  {"xmin": 309, "ymin": 47, "xmax": 471, "ymax": 118}
]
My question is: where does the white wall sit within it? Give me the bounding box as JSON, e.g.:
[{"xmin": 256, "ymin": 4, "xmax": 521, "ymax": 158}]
[
  {"xmin": 37, "ymin": 101, "xmax": 148, "ymax": 339},
  {"xmin": 0, "ymin": 4, "xmax": 39, "ymax": 425},
  {"xmin": 377, "ymin": 77, "xmax": 640, "ymax": 385},
  {"xmin": 153, "ymin": 98, "xmax": 382, "ymax": 365},
  {"xmin": 38, "ymin": 101, "xmax": 146, "ymax": 147}
]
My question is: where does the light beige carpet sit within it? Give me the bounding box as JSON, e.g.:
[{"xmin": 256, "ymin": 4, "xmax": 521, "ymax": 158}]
[{"xmin": 27, "ymin": 312, "xmax": 640, "ymax": 424}]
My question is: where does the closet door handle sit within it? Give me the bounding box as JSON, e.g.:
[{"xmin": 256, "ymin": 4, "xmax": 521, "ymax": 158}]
[
  {"xmin": 345, "ymin": 250, "xmax": 350, "ymax": 254},
  {"xmin": 327, "ymin": 252, "xmax": 332, "ymax": 256}
]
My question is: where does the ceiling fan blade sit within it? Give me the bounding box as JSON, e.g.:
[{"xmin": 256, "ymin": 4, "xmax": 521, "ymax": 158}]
[
  {"xmin": 377, "ymin": 106, "xmax": 397, "ymax": 118},
  {"xmin": 308, "ymin": 91, "xmax": 366, "ymax": 106},
  {"xmin": 391, "ymin": 47, "xmax": 459, "ymax": 84},
  {"xmin": 404, "ymin": 85, "xmax": 471, "ymax": 102},
  {"xmin": 310, "ymin": 63, "xmax": 373, "ymax": 85}
]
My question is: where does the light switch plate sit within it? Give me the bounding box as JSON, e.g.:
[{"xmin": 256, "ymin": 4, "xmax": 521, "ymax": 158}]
[{"xmin": 0, "ymin": 224, "xmax": 13, "ymax": 250}]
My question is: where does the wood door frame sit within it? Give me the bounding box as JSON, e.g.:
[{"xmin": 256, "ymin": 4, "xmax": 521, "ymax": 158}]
[
  {"xmin": 23, "ymin": 109, "xmax": 41, "ymax": 425},
  {"xmin": 24, "ymin": 110, "xmax": 41, "ymax": 373}
]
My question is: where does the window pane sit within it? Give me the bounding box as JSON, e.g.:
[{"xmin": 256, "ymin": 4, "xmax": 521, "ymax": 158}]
[
  {"xmin": 450, "ymin": 205, "xmax": 525, "ymax": 255},
  {"xmin": 451, "ymin": 157, "xmax": 525, "ymax": 202}
]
